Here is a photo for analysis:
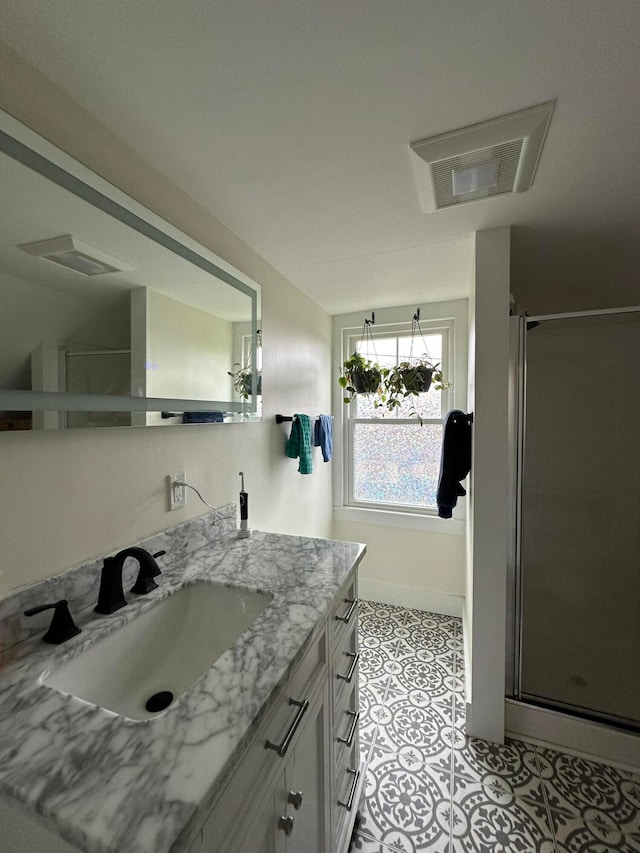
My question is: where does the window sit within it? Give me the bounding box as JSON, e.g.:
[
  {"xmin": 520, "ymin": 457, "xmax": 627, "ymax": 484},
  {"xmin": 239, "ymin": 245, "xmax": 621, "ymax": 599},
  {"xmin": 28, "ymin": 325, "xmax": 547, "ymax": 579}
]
[{"xmin": 338, "ymin": 310, "xmax": 461, "ymax": 521}]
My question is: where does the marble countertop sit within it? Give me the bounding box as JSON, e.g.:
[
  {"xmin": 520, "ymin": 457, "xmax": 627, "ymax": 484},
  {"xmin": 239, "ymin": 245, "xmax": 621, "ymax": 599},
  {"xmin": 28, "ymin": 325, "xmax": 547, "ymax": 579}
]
[{"xmin": 0, "ymin": 523, "xmax": 365, "ymax": 853}]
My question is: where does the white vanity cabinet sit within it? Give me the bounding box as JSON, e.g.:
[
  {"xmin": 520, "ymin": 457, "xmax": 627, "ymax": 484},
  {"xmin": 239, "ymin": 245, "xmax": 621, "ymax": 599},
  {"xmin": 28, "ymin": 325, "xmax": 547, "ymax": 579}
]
[
  {"xmin": 0, "ymin": 526, "xmax": 366, "ymax": 853},
  {"xmin": 194, "ymin": 571, "xmax": 360, "ymax": 853}
]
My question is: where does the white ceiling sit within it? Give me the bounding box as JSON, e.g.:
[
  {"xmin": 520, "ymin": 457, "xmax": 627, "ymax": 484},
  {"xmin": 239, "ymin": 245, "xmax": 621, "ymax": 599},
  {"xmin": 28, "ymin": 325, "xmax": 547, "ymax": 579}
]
[{"xmin": 2, "ymin": 1, "xmax": 639, "ymax": 314}]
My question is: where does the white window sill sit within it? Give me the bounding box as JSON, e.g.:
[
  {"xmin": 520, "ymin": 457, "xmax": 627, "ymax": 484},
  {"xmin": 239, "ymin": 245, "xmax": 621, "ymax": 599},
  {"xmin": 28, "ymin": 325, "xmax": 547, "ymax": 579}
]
[{"xmin": 333, "ymin": 506, "xmax": 466, "ymax": 536}]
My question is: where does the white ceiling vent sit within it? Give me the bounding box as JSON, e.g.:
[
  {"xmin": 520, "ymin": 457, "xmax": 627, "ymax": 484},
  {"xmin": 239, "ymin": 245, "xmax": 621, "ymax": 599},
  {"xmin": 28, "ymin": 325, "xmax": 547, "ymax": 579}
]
[
  {"xmin": 409, "ymin": 101, "xmax": 555, "ymax": 212},
  {"xmin": 17, "ymin": 234, "xmax": 135, "ymax": 276}
]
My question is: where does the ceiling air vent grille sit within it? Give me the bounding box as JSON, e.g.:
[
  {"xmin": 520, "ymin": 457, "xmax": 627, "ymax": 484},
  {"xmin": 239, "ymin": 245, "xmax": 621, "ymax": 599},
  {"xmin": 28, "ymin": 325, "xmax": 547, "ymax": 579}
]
[
  {"xmin": 409, "ymin": 101, "xmax": 555, "ymax": 213},
  {"xmin": 17, "ymin": 234, "xmax": 135, "ymax": 276},
  {"xmin": 431, "ymin": 139, "xmax": 524, "ymax": 209}
]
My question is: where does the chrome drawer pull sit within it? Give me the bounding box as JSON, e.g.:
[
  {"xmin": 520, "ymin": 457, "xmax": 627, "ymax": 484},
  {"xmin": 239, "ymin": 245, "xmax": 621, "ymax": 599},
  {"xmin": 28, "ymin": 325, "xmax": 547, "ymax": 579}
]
[
  {"xmin": 337, "ymin": 710, "xmax": 359, "ymax": 747},
  {"xmin": 335, "ymin": 598, "xmax": 358, "ymax": 624},
  {"xmin": 338, "ymin": 767, "xmax": 360, "ymax": 812},
  {"xmin": 278, "ymin": 815, "xmax": 294, "ymax": 836},
  {"xmin": 287, "ymin": 790, "xmax": 303, "ymax": 810},
  {"xmin": 337, "ymin": 651, "xmax": 359, "ymax": 683},
  {"xmin": 265, "ymin": 698, "xmax": 309, "ymax": 757}
]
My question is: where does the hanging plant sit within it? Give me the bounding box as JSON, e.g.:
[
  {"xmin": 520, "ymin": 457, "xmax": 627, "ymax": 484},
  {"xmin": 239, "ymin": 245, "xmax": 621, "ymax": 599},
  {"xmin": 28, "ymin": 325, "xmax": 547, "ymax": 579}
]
[
  {"xmin": 339, "ymin": 351, "xmax": 385, "ymax": 403},
  {"xmin": 383, "ymin": 357, "xmax": 447, "ymax": 417},
  {"xmin": 380, "ymin": 309, "xmax": 451, "ymax": 422},
  {"xmin": 228, "ymin": 364, "xmax": 262, "ymax": 399},
  {"xmin": 395, "ymin": 360, "xmax": 435, "ymax": 394},
  {"xmin": 228, "ymin": 330, "xmax": 262, "ymax": 400},
  {"xmin": 338, "ymin": 313, "xmax": 387, "ymax": 404}
]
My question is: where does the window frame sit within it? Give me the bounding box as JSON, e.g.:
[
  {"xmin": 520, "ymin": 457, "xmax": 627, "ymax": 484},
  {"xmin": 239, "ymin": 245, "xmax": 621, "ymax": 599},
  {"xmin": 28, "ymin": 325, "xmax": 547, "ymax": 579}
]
[{"xmin": 332, "ymin": 300, "xmax": 468, "ymax": 533}]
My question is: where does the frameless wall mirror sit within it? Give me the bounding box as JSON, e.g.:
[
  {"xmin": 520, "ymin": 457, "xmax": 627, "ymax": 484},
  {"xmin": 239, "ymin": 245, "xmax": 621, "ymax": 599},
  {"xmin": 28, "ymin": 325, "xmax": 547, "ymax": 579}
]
[{"xmin": 0, "ymin": 110, "xmax": 261, "ymax": 430}]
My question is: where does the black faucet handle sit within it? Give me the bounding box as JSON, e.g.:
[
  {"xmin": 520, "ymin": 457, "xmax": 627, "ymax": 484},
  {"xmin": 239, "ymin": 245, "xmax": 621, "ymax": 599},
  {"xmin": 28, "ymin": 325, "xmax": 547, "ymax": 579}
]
[
  {"xmin": 95, "ymin": 555, "xmax": 127, "ymax": 614},
  {"xmin": 131, "ymin": 549, "xmax": 166, "ymax": 595},
  {"xmin": 24, "ymin": 599, "xmax": 81, "ymax": 645}
]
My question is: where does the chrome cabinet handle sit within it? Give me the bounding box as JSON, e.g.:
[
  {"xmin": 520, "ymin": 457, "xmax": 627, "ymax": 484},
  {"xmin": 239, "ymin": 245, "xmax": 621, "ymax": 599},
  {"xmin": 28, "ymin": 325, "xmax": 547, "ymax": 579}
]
[
  {"xmin": 337, "ymin": 651, "xmax": 360, "ymax": 683},
  {"xmin": 265, "ymin": 698, "xmax": 309, "ymax": 757},
  {"xmin": 335, "ymin": 598, "xmax": 358, "ymax": 624},
  {"xmin": 287, "ymin": 790, "xmax": 303, "ymax": 810},
  {"xmin": 338, "ymin": 767, "xmax": 360, "ymax": 812},
  {"xmin": 337, "ymin": 710, "xmax": 359, "ymax": 747},
  {"xmin": 278, "ymin": 815, "xmax": 294, "ymax": 836}
]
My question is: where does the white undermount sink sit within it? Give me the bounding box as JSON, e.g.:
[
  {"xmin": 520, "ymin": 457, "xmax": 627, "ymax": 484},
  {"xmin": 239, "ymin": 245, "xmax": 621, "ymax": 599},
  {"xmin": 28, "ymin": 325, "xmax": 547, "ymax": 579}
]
[{"xmin": 41, "ymin": 582, "xmax": 273, "ymax": 720}]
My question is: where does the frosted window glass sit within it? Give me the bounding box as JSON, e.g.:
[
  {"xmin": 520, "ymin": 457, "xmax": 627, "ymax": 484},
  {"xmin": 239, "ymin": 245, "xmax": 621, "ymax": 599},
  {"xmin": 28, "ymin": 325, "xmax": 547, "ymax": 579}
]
[
  {"xmin": 352, "ymin": 423, "xmax": 443, "ymax": 507},
  {"xmin": 355, "ymin": 388, "xmax": 441, "ymax": 420}
]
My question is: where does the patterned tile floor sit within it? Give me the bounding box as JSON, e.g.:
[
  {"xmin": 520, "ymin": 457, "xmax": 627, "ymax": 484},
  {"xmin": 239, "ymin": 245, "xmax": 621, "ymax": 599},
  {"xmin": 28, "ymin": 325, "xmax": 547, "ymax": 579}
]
[{"xmin": 352, "ymin": 600, "xmax": 640, "ymax": 853}]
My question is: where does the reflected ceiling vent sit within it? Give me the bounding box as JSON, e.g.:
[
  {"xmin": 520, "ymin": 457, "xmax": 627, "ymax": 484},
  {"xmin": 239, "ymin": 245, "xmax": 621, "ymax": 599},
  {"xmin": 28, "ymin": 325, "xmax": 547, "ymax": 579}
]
[
  {"xmin": 17, "ymin": 234, "xmax": 135, "ymax": 276},
  {"xmin": 409, "ymin": 101, "xmax": 555, "ymax": 212}
]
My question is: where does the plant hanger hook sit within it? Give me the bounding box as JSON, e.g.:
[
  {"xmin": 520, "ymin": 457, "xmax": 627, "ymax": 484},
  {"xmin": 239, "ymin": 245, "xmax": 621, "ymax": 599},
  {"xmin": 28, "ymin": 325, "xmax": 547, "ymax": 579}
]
[
  {"xmin": 359, "ymin": 311, "xmax": 378, "ymax": 362},
  {"xmin": 409, "ymin": 307, "xmax": 433, "ymax": 364}
]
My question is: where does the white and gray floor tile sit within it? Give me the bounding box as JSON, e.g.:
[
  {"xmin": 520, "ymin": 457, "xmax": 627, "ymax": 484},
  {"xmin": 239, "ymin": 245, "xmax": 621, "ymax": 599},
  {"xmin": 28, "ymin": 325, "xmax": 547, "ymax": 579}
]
[{"xmin": 351, "ymin": 600, "xmax": 640, "ymax": 853}]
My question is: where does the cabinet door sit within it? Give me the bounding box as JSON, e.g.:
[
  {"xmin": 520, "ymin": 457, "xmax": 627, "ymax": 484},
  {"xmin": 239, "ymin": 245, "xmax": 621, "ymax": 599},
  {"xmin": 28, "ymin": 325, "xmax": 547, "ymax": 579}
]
[
  {"xmin": 228, "ymin": 782, "xmax": 284, "ymax": 853},
  {"xmin": 282, "ymin": 683, "xmax": 329, "ymax": 853},
  {"xmin": 218, "ymin": 685, "xmax": 328, "ymax": 853}
]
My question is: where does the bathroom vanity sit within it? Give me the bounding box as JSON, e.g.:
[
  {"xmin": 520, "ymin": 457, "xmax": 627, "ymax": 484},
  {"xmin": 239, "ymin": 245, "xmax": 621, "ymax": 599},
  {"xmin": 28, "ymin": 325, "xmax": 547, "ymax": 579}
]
[{"xmin": 0, "ymin": 513, "xmax": 365, "ymax": 853}]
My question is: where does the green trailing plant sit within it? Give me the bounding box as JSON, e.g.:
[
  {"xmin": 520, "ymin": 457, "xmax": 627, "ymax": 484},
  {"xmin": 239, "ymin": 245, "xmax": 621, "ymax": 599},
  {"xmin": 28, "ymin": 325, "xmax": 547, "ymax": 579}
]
[
  {"xmin": 228, "ymin": 363, "xmax": 262, "ymax": 399},
  {"xmin": 338, "ymin": 312, "xmax": 451, "ymax": 423},
  {"xmin": 229, "ymin": 329, "xmax": 262, "ymax": 400},
  {"xmin": 339, "ymin": 351, "xmax": 385, "ymax": 404},
  {"xmin": 380, "ymin": 356, "xmax": 450, "ymax": 424}
]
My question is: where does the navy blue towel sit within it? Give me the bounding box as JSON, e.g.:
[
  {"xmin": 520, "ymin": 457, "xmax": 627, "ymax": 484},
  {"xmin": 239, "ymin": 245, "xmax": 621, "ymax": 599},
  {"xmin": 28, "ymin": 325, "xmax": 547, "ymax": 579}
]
[
  {"xmin": 313, "ymin": 415, "xmax": 333, "ymax": 462},
  {"xmin": 436, "ymin": 410, "xmax": 472, "ymax": 518},
  {"xmin": 183, "ymin": 411, "xmax": 224, "ymax": 423}
]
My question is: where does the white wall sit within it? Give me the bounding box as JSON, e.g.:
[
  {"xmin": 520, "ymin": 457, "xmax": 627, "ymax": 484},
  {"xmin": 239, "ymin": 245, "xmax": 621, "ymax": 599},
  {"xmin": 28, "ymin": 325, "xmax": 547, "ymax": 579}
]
[
  {"xmin": 332, "ymin": 518, "xmax": 465, "ymax": 614},
  {"xmin": 1, "ymin": 270, "xmax": 128, "ymax": 390},
  {"xmin": 145, "ymin": 288, "xmax": 233, "ymax": 400},
  {"xmin": 464, "ymin": 226, "xmax": 510, "ymax": 744},
  {"xmin": 0, "ymin": 45, "xmax": 334, "ymax": 596},
  {"xmin": 331, "ymin": 299, "xmax": 468, "ymax": 614}
]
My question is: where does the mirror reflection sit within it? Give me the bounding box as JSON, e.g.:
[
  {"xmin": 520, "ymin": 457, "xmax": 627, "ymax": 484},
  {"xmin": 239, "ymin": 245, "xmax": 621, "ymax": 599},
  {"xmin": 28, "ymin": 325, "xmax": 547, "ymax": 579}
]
[{"xmin": 0, "ymin": 118, "xmax": 261, "ymax": 429}]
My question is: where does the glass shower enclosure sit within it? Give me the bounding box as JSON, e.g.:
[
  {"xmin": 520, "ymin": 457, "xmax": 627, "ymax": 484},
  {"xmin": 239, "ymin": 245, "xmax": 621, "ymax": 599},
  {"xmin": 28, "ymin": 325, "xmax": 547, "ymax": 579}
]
[{"xmin": 507, "ymin": 307, "xmax": 640, "ymax": 730}]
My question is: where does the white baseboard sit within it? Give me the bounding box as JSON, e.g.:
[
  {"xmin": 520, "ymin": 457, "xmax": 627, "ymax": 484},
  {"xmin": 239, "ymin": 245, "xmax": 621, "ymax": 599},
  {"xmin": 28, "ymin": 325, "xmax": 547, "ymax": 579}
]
[
  {"xmin": 358, "ymin": 577, "xmax": 463, "ymax": 618},
  {"xmin": 505, "ymin": 698, "xmax": 640, "ymax": 774}
]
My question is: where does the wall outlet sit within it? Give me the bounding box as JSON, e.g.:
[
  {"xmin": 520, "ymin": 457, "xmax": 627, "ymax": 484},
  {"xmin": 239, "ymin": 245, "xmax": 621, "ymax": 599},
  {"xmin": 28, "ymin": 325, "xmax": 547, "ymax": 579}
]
[{"xmin": 168, "ymin": 472, "xmax": 186, "ymax": 510}]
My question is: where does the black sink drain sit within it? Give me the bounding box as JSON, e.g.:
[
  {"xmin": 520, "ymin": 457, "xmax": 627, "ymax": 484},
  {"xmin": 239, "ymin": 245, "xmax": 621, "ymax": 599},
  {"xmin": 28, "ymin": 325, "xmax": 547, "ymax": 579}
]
[{"xmin": 145, "ymin": 690, "xmax": 174, "ymax": 713}]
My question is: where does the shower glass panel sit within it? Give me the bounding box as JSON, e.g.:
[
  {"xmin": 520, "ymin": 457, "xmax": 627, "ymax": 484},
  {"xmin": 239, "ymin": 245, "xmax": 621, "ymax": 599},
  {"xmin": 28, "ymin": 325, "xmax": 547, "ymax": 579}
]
[{"xmin": 519, "ymin": 311, "xmax": 640, "ymax": 728}]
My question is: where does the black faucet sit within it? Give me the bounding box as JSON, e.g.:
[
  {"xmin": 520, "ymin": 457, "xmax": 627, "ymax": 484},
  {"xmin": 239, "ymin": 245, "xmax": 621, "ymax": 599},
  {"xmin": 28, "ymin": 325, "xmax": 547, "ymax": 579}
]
[
  {"xmin": 95, "ymin": 547, "xmax": 166, "ymax": 614},
  {"xmin": 24, "ymin": 599, "xmax": 81, "ymax": 644}
]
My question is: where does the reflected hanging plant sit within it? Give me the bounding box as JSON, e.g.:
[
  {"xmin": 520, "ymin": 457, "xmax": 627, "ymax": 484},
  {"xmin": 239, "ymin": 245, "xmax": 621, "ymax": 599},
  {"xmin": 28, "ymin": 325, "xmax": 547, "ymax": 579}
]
[
  {"xmin": 228, "ymin": 364, "xmax": 262, "ymax": 399},
  {"xmin": 228, "ymin": 330, "xmax": 262, "ymax": 400}
]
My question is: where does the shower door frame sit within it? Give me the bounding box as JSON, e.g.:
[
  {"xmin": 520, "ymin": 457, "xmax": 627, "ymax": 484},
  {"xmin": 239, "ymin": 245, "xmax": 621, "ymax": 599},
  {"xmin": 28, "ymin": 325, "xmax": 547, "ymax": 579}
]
[{"xmin": 507, "ymin": 304, "xmax": 640, "ymax": 727}]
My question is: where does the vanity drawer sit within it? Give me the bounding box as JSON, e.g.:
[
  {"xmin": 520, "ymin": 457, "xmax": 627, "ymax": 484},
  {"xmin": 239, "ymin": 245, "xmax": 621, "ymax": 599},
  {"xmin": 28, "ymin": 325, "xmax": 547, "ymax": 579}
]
[
  {"xmin": 260, "ymin": 628, "xmax": 327, "ymax": 760},
  {"xmin": 333, "ymin": 618, "xmax": 359, "ymax": 707},
  {"xmin": 334, "ymin": 682, "xmax": 359, "ymax": 760},
  {"xmin": 333, "ymin": 740, "xmax": 362, "ymax": 850},
  {"xmin": 331, "ymin": 576, "xmax": 358, "ymax": 651}
]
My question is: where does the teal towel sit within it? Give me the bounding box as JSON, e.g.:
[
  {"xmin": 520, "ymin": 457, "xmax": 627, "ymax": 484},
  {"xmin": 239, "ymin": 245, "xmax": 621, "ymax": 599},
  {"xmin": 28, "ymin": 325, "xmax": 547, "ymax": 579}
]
[{"xmin": 285, "ymin": 414, "xmax": 313, "ymax": 474}]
